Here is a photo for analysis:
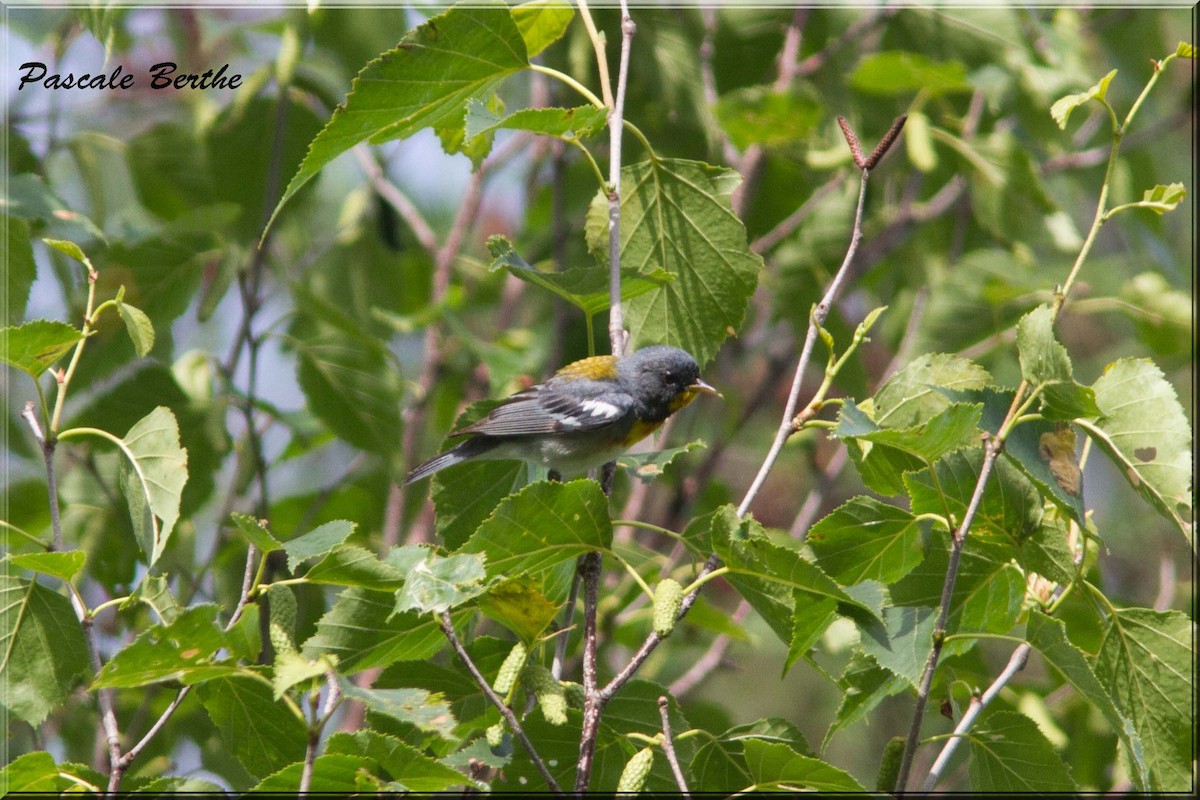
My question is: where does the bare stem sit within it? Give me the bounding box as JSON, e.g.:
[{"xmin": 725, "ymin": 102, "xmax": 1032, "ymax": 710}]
[
  {"xmin": 574, "ymin": 551, "xmax": 603, "ymax": 793},
  {"xmin": 439, "ymin": 613, "xmax": 563, "ymax": 795},
  {"xmin": 738, "ymin": 166, "xmax": 869, "ymax": 518},
  {"xmin": 658, "ymin": 696, "xmax": 691, "ymax": 797},
  {"xmin": 605, "ymin": 1, "xmax": 636, "ymax": 356},
  {"xmin": 920, "ymin": 643, "xmax": 1031, "ymax": 791},
  {"xmin": 894, "ymin": 437, "xmax": 1002, "ymax": 791}
]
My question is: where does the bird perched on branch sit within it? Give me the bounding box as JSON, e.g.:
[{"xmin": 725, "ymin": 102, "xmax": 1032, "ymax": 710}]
[{"xmin": 405, "ymin": 345, "xmax": 720, "ymax": 484}]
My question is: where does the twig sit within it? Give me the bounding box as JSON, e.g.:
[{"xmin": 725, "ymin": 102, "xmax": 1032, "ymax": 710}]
[
  {"xmin": 750, "ymin": 174, "xmax": 847, "ymax": 254},
  {"xmin": 668, "ymin": 601, "xmax": 750, "ymax": 697},
  {"xmin": 574, "ymin": 551, "xmax": 604, "ymax": 793},
  {"xmin": 894, "ymin": 436, "xmax": 1003, "ymax": 791},
  {"xmin": 354, "ymin": 146, "xmax": 439, "ymax": 257},
  {"xmin": 438, "ymin": 613, "xmax": 563, "ymax": 795},
  {"xmin": 119, "ymin": 537, "xmax": 262, "ymax": 771},
  {"xmin": 738, "ymin": 125, "xmax": 877, "ymax": 519},
  {"xmin": 601, "ymin": 118, "xmax": 905, "ymax": 705},
  {"xmin": 920, "ymin": 643, "xmax": 1031, "ymax": 791},
  {"xmin": 794, "ymin": 8, "xmax": 891, "ymax": 78},
  {"xmin": 23, "ymin": 402, "xmax": 124, "ymax": 794},
  {"xmin": 605, "ymin": 1, "xmax": 635, "ymax": 356},
  {"xmin": 657, "ymin": 696, "xmax": 691, "ymax": 797},
  {"xmin": 551, "ymin": 571, "xmax": 581, "ymax": 680}
]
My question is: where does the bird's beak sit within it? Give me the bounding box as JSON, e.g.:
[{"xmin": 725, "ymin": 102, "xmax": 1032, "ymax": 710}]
[{"xmin": 690, "ymin": 379, "xmax": 723, "ymax": 399}]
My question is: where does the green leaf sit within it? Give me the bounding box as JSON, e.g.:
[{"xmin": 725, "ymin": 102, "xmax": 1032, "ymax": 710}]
[
  {"xmin": 843, "ymin": 402, "xmax": 983, "ymax": 463},
  {"xmin": 859, "ymin": 606, "xmax": 936, "ymax": 688},
  {"xmin": 115, "ymin": 299, "xmax": 155, "ymax": 357},
  {"xmin": 890, "ymin": 519, "xmax": 1025, "ymax": 640},
  {"xmin": 393, "ymin": 551, "xmax": 488, "ymax": 614},
  {"xmin": 338, "ymin": 681, "xmax": 458, "ymax": 741},
  {"xmin": 0, "ymin": 320, "xmax": 83, "ymax": 378},
  {"xmin": 110, "ymin": 406, "xmax": 187, "ymax": 566},
  {"xmin": 303, "ymin": 588, "xmax": 465, "ymax": 673},
  {"xmin": 1095, "ymin": 607, "xmax": 1194, "ymax": 791},
  {"xmin": 4, "ymin": 174, "xmax": 104, "ymax": 243},
  {"xmin": 326, "ymin": 730, "xmax": 468, "ymax": 791},
  {"xmin": 511, "ymin": 0, "xmax": 574, "ymax": 57},
  {"xmin": 742, "ymin": 740, "xmax": 866, "ymax": 792},
  {"xmin": 92, "ymin": 605, "xmax": 236, "ymax": 689},
  {"xmin": 294, "ymin": 328, "xmax": 403, "ymax": 457},
  {"xmin": 586, "ymin": 159, "xmax": 763, "ymax": 365},
  {"xmin": 282, "ymin": 519, "xmax": 356, "ymax": 572},
  {"xmin": 230, "ymin": 511, "xmax": 282, "ymax": 553},
  {"xmin": 967, "ymin": 711, "xmax": 1076, "ymax": 791},
  {"xmin": 808, "ymin": 497, "xmax": 925, "ymax": 585},
  {"xmin": 616, "ymin": 440, "xmax": 706, "ymax": 483},
  {"xmin": 711, "ymin": 506, "xmax": 874, "ymax": 645},
  {"xmin": 465, "ymin": 102, "xmax": 606, "ymax": 142},
  {"xmin": 197, "ymin": 675, "xmax": 308, "ymax": 779},
  {"xmin": 1017, "ymin": 304, "xmax": 1072, "ymax": 385},
  {"xmin": 1026, "ymin": 611, "xmax": 1148, "ymax": 788},
  {"xmin": 690, "ymin": 718, "xmax": 812, "ymax": 793},
  {"xmin": 904, "ymin": 449, "xmax": 1042, "ymax": 542},
  {"xmin": 1138, "ymin": 182, "xmax": 1187, "ymax": 214},
  {"xmin": 254, "ymin": 755, "xmax": 379, "ymax": 792},
  {"xmin": 488, "ymin": 235, "xmax": 673, "ymax": 317},
  {"xmin": 41, "ymin": 237, "xmax": 88, "ymax": 263},
  {"xmin": 269, "ymin": 2, "xmax": 530, "ymax": 230},
  {"xmin": 1080, "ymin": 358, "xmax": 1192, "ymax": 539},
  {"xmin": 714, "ymin": 85, "xmax": 822, "ymax": 150},
  {"xmin": 874, "ymin": 353, "xmax": 992, "ymax": 429},
  {"xmin": 0, "ymin": 751, "xmax": 60, "ymax": 792},
  {"xmin": 304, "ymin": 545, "xmax": 407, "ymax": 591},
  {"xmin": 0, "ymin": 575, "xmax": 89, "ymax": 724},
  {"xmin": 478, "ymin": 577, "xmax": 560, "ymax": 641},
  {"xmin": 124, "ymin": 574, "xmax": 182, "ymax": 625},
  {"xmin": 784, "ymin": 596, "xmax": 837, "ymax": 676},
  {"xmin": 459, "ymin": 479, "xmax": 612, "ymax": 579},
  {"xmin": 850, "ymin": 51, "xmax": 971, "ymax": 97},
  {"xmin": 4, "ymin": 216, "xmax": 35, "ymax": 320},
  {"xmin": 5, "ymin": 550, "xmax": 86, "ymax": 582},
  {"xmin": 1051, "ymin": 69, "xmax": 1117, "ymax": 129},
  {"xmin": 823, "ymin": 652, "xmax": 909, "ymax": 747},
  {"xmin": 948, "ymin": 386, "xmax": 1087, "ymax": 524},
  {"xmin": 272, "ymin": 651, "xmax": 333, "ymax": 699},
  {"xmin": 1177, "ymin": 41, "xmax": 1195, "ymax": 58},
  {"xmin": 1016, "ymin": 305, "xmax": 1100, "ymax": 420}
]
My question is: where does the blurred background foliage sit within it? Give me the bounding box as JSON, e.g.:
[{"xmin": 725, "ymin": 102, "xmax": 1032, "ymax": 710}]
[{"xmin": 2, "ymin": 2, "xmax": 1193, "ymax": 793}]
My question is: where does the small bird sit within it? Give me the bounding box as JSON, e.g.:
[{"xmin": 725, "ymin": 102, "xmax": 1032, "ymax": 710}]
[{"xmin": 405, "ymin": 345, "xmax": 720, "ymax": 484}]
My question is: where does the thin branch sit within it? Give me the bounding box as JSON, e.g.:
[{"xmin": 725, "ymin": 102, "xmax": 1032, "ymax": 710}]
[
  {"xmin": 354, "ymin": 146, "xmax": 439, "ymax": 257},
  {"xmin": 794, "ymin": 8, "xmax": 891, "ymax": 78},
  {"xmin": 574, "ymin": 551, "xmax": 604, "ymax": 793},
  {"xmin": 894, "ymin": 437, "xmax": 1003, "ymax": 790},
  {"xmin": 602, "ymin": 119, "xmax": 905, "ymax": 704},
  {"xmin": 667, "ymin": 601, "xmax": 751, "ymax": 697},
  {"xmin": 552, "ymin": 571, "xmax": 581, "ymax": 680},
  {"xmin": 605, "ymin": 1, "xmax": 636, "ymax": 356},
  {"xmin": 920, "ymin": 643, "xmax": 1031, "ymax": 792},
  {"xmin": 575, "ymin": 0, "xmax": 614, "ymax": 109},
  {"xmin": 439, "ymin": 613, "xmax": 563, "ymax": 795},
  {"xmin": 658, "ymin": 696, "xmax": 691, "ymax": 797},
  {"xmin": 738, "ymin": 158, "xmax": 870, "ymax": 519},
  {"xmin": 751, "ymin": 173, "xmax": 847, "ymax": 254}
]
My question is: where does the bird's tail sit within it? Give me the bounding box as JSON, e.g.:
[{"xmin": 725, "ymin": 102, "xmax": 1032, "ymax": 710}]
[{"xmin": 404, "ymin": 437, "xmax": 499, "ymax": 485}]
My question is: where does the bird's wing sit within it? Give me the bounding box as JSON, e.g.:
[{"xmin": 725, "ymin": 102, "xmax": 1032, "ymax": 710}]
[{"xmin": 454, "ymin": 383, "xmax": 633, "ymax": 437}]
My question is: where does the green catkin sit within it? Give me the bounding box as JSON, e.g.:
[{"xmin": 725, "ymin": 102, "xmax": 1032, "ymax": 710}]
[
  {"xmin": 652, "ymin": 578, "xmax": 684, "ymax": 638},
  {"xmin": 493, "ymin": 642, "xmax": 528, "ymax": 696},
  {"xmin": 616, "ymin": 746, "xmax": 654, "ymax": 793},
  {"xmin": 266, "ymin": 584, "xmax": 297, "ymax": 656},
  {"xmin": 521, "ymin": 663, "xmax": 568, "ymax": 725}
]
